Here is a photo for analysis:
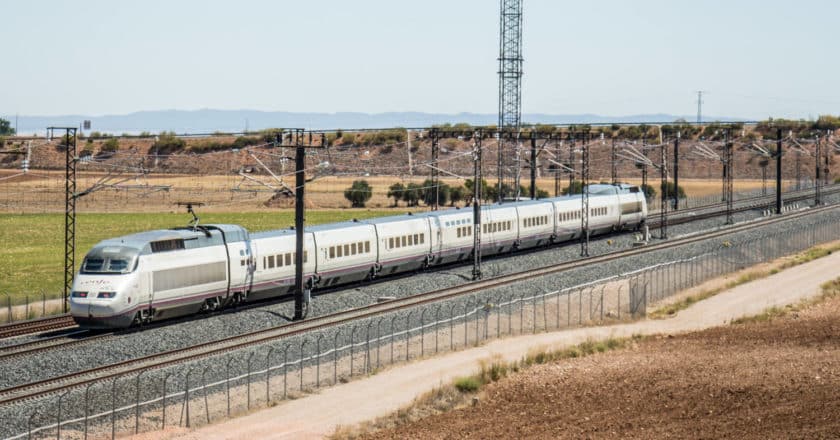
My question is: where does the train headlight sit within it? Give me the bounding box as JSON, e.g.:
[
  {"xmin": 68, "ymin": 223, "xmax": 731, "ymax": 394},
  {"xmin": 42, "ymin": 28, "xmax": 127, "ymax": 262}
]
[
  {"xmin": 71, "ymin": 291, "xmax": 89, "ymax": 298},
  {"xmin": 98, "ymin": 292, "xmax": 116, "ymax": 299}
]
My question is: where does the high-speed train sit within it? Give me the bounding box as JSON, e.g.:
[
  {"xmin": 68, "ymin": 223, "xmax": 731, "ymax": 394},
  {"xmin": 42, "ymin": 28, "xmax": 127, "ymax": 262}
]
[{"xmin": 70, "ymin": 184, "xmax": 647, "ymax": 328}]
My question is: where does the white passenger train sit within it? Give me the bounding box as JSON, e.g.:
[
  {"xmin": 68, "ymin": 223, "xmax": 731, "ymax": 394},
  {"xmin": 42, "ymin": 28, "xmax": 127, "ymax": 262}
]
[{"xmin": 70, "ymin": 184, "xmax": 647, "ymax": 328}]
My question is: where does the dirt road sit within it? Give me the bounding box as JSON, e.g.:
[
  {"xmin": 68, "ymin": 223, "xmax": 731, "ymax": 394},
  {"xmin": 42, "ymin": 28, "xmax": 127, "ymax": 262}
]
[{"xmin": 145, "ymin": 251, "xmax": 840, "ymax": 440}]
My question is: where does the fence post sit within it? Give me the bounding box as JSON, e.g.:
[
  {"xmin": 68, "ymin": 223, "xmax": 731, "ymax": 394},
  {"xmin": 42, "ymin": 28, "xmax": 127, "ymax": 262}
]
[
  {"xmin": 201, "ymin": 367, "xmax": 210, "ymax": 425},
  {"xmin": 265, "ymin": 347, "xmax": 276, "ymax": 405},
  {"xmin": 134, "ymin": 371, "xmax": 147, "ymax": 435},
  {"xmin": 300, "ymin": 339, "xmax": 308, "ymax": 391},
  {"xmin": 463, "ymin": 300, "xmax": 471, "ymax": 346},
  {"xmin": 449, "ymin": 303, "xmax": 457, "ymax": 350},
  {"xmin": 84, "ymin": 383, "xmax": 94, "ymax": 439},
  {"xmin": 246, "ymin": 352, "xmax": 256, "ymax": 410},
  {"xmin": 183, "ymin": 367, "xmax": 196, "ymax": 428},
  {"xmin": 376, "ymin": 317, "xmax": 386, "ymax": 368},
  {"xmin": 28, "ymin": 409, "xmax": 39, "ymax": 440},
  {"xmin": 434, "ymin": 306, "xmax": 441, "ymax": 354},
  {"xmin": 366, "ymin": 322, "xmax": 374, "ymax": 373},
  {"xmin": 57, "ymin": 390, "xmax": 69, "ymax": 439},
  {"xmin": 316, "ymin": 335, "xmax": 325, "ymax": 387},
  {"xmin": 406, "ymin": 310, "xmax": 414, "ymax": 361},
  {"xmin": 225, "ymin": 357, "xmax": 234, "ymax": 418},
  {"xmin": 333, "ymin": 332, "xmax": 340, "ymax": 385},
  {"xmin": 350, "ymin": 325, "xmax": 358, "ymax": 376},
  {"xmin": 111, "ymin": 377, "xmax": 118, "ymax": 440},
  {"xmin": 391, "ymin": 316, "xmax": 398, "ymax": 364},
  {"xmin": 420, "ymin": 309, "xmax": 428, "ymax": 357},
  {"xmin": 283, "ymin": 344, "xmax": 290, "ymax": 399},
  {"xmin": 600, "ymin": 285, "xmax": 606, "ymax": 322},
  {"xmin": 162, "ymin": 372, "xmax": 173, "ymax": 429}
]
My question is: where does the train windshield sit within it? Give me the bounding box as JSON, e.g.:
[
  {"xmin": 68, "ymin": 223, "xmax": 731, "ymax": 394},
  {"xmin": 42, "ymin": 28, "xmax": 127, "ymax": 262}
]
[{"xmin": 81, "ymin": 246, "xmax": 139, "ymax": 274}]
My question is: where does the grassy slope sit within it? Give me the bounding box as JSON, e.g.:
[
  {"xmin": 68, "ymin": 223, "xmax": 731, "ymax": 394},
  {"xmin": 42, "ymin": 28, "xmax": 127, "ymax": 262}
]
[{"xmin": 0, "ymin": 210, "xmax": 395, "ymax": 302}]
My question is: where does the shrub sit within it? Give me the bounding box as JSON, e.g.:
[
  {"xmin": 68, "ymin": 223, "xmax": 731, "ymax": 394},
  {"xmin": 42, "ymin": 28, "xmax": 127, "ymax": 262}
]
[
  {"xmin": 449, "ymin": 186, "xmax": 466, "ymax": 206},
  {"xmin": 387, "ymin": 183, "xmax": 405, "ymax": 207},
  {"xmin": 341, "ymin": 132, "xmax": 357, "ymax": 146},
  {"xmin": 151, "ymin": 132, "xmax": 186, "ymax": 154},
  {"xmin": 343, "ymin": 180, "xmax": 373, "ymax": 207},
  {"xmin": 660, "ymin": 181, "xmax": 686, "ymax": 199},
  {"xmin": 421, "ymin": 179, "xmax": 449, "ymax": 206},
  {"xmin": 641, "ymin": 183, "xmax": 656, "ymax": 199},
  {"xmin": 232, "ymin": 136, "xmax": 261, "ymax": 149},
  {"xmin": 402, "ymin": 183, "xmax": 423, "ymax": 207},
  {"xmin": 260, "ymin": 128, "xmax": 284, "ymax": 144},
  {"xmin": 0, "ymin": 117, "xmax": 14, "ymax": 135},
  {"xmin": 562, "ymin": 180, "xmax": 584, "ymax": 195},
  {"xmin": 453, "ymin": 377, "xmax": 481, "ymax": 393},
  {"xmin": 100, "ymin": 138, "xmax": 119, "ymax": 152}
]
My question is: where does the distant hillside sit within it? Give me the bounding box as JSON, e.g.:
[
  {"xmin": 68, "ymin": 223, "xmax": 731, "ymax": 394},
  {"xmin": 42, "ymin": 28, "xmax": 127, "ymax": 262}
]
[{"xmin": 2, "ymin": 110, "xmax": 743, "ymax": 135}]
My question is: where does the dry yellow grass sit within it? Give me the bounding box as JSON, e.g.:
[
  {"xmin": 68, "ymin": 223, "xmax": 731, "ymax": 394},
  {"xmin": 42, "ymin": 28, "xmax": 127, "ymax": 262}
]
[{"xmin": 0, "ymin": 169, "xmax": 781, "ymax": 212}]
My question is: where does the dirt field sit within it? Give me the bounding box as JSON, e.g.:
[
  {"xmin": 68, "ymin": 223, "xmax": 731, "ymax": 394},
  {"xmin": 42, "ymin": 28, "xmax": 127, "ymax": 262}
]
[{"xmin": 361, "ymin": 296, "xmax": 840, "ymax": 439}]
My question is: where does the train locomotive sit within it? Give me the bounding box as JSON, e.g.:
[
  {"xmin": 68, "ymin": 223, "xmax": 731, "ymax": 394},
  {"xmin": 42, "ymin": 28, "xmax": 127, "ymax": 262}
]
[{"xmin": 70, "ymin": 184, "xmax": 647, "ymax": 329}]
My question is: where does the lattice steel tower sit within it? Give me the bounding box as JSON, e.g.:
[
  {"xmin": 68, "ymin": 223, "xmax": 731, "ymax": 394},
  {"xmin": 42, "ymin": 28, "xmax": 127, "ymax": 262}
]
[{"xmin": 497, "ymin": 0, "xmax": 524, "ymax": 203}]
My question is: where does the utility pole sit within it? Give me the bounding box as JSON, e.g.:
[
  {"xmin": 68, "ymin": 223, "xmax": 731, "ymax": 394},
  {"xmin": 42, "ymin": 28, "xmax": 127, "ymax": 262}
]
[
  {"xmin": 610, "ymin": 137, "xmax": 618, "ymax": 184},
  {"xmin": 724, "ymin": 130, "xmax": 734, "ymax": 225},
  {"xmin": 775, "ymin": 128, "xmax": 783, "ymax": 215},
  {"xmin": 472, "ymin": 130, "xmax": 483, "ymax": 280},
  {"xmin": 554, "ymin": 140, "xmax": 561, "ymax": 196},
  {"xmin": 815, "ymin": 135, "xmax": 822, "ymax": 205},
  {"xmin": 50, "ymin": 127, "xmax": 78, "ymax": 313},
  {"xmin": 407, "ymin": 129, "xmax": 413, "ymax": 176},
  {"xmin": 696, "ymin": 91, "xmax": 707, "ymax": 124},
  {"xmin": 430, "ymin": 129, "xmax": 440, "ymax": 211},
  {"xmin": 673, "ymin": 132, "xmax": 680, "ymax": 210},
  {"xmin": 568, "ymin": 132, "xmax": 575, "ymax": 193},
  {"xmin": 529, "ymin": 130, "xmax": 536, "ymax": 199},
  {"xmin": 660, "ymin": 138, "xmax": 668, "ymax": 239},
  {"xmin": 580, "ymin": 132, "xmax": 590, "ymax": 257},
  {"xmin": 293, "ymin": 130, "xmax": 307, "ymax": 321}
]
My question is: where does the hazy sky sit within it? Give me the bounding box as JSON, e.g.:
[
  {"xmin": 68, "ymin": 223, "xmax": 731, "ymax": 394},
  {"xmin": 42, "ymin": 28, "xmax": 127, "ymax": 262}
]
[{"xmin": 2, "ymin": 0, "xmax": 838, "ymax": 119}]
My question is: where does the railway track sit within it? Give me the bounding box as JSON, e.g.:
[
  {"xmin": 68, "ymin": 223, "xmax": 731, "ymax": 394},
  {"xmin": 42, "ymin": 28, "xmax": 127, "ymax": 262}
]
[
  {"xmin": 0, "ymin": 330, "xmax": 96, "ymax": 361},
  {"xmin": 0, "ymin": 315, "xmax": 76, "ymax": 339},
  {"xmin": 1, "ymin": 201, "xmax": 836, "ymax": 407}
]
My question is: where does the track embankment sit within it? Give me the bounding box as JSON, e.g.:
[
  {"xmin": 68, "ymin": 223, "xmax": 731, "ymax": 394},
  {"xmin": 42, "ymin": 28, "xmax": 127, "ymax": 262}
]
[{"xmin": 144, "ymin": 239, "xmax": 840, "ymax": 440}]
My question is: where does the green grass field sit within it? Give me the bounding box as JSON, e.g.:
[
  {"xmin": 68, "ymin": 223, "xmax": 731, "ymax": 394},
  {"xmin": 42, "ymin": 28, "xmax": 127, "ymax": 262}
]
[{"xmin": 0, "ymin": 209, "xmax": 401, "ymax": 303}]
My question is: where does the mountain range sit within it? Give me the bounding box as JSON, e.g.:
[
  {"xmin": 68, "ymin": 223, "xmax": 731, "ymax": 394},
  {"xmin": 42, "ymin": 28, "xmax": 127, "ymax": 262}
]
[{"xmin": 2, "ymin": 110, "xmax": 744, "ymax": 135}]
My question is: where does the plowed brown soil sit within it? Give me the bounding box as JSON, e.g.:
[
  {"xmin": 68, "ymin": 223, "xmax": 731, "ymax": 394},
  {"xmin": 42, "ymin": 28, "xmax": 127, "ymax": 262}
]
[{"xmin": 362, "ymin": 297, "xmax": 840, "ymax": 440}]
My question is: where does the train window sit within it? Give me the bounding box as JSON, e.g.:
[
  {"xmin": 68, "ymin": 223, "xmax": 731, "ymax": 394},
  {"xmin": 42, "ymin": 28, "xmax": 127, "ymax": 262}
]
[
  {"xmin": 365, "ymin": 241, "xmax": 371, "ymax": 253},
  {"xmin": 329, "ymin": 247, "xmax": 335, "ymax": 259},
  {"xmin": 389, "ymin": 237, "xmax": 394, "ymax": 249},
  {"xmin": 351, "ymin": 243, "xmax": 357, "ymax": 255},
  {"xmin": 285, "ymin": 253, "xmax": 292, "ymax": 266},
  {"xmin": 401, "ymin": 236, "xmax": 406, "ymax": 247},
  {"xmin": 413, "ymin": 234, "xmax": 419, "ymax": 244},
  {"xmin": 419, "ymin": 234, "xmax": 424, "ymax": 244},
  {"xmin": 343, "ymin": 244, "xmax": 349, "ymax": 256},
  {"xmin": 337, "ymin": 246, "xmax": 343, "ymax": 257},
  {"xmin": 457, "ymin": 228, "xmax": 462, "ymax": 238},
  {"xmin": 263, "ymin": 257, "xmax": 267, "ymax": 268},
  {"xmin": 268, "ymin": 255, "xmax": 275, "ymax": 269}
]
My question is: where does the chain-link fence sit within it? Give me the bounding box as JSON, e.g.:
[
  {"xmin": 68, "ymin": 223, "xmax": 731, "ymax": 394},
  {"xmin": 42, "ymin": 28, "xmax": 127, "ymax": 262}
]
[{"xmin": 11, "ymin": 217, "xmax": 840, "ymax": 440}]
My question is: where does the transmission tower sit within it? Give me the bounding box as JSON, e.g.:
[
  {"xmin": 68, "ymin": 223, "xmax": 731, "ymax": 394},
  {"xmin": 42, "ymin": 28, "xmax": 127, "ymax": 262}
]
[
  {"xmin": 696, "ymin": 91, "xmax": 707, "ymax": 124},
  {"xmin": 497, "ymin": 0, "xmax": 524, "ymax": 203}
]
